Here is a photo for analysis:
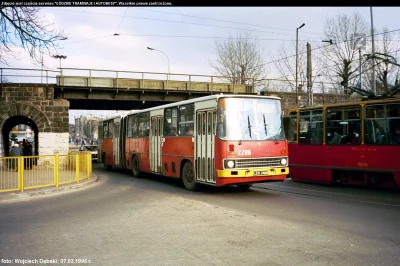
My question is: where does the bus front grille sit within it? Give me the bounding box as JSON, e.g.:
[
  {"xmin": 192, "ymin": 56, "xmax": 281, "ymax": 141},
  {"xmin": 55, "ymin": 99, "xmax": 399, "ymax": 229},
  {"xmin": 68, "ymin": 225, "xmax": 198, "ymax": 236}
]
[{"xmin": 235, "ymin": 157, "xmax": 283, "ymax": 169}]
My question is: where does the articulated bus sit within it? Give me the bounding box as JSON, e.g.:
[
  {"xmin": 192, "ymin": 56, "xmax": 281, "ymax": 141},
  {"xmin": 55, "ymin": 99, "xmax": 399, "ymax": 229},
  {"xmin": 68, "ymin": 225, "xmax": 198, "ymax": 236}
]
[
  {"xmin": 287, "ymin": 98, "xmax": 400, "ymax": 189},
  {"xmin": 98, "ymin": 94, "xmax": 289, "ymax": 191}
]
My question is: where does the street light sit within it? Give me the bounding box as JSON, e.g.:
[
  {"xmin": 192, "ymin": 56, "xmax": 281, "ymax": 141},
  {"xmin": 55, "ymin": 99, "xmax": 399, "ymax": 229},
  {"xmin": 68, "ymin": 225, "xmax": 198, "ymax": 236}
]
[
  {"xmin": 147, "ymin": 46, "xmax": 170, "ymax": 80},
  {"xmin": 52, "ymin": 55, "xmax": 67, "ymax": 69},
  {"xmin": 295, "ymin": 23, "xmax": 305, "ymax": 105},
  {"xmin": 322, "ymin": 39, "xmax": 333, "ymax": 45}
]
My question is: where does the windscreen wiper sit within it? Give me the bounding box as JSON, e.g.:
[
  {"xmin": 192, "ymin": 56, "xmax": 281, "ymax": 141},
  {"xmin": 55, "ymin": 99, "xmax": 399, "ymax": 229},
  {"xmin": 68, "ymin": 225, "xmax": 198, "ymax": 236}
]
[
  {"xmin": 247, "ymin": 115, "xmax": 252, "ymax": 139},
  {"xmin": 263, "ymin": 114, "xmax": 278, "ymax": 144}
]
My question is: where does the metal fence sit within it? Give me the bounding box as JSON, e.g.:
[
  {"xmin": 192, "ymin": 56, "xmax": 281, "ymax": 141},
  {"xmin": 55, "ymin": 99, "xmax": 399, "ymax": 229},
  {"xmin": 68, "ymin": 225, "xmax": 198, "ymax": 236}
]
[{"xmin": 0, "ymin": 153, "xmax": 92, "ymax": 193}]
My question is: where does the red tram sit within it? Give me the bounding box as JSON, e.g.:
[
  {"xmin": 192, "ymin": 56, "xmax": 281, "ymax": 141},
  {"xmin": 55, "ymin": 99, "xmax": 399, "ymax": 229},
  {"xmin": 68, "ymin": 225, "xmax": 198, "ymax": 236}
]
[{"xmin": 287, "ymin": 98, "xmax": 400, "ymax": 189}]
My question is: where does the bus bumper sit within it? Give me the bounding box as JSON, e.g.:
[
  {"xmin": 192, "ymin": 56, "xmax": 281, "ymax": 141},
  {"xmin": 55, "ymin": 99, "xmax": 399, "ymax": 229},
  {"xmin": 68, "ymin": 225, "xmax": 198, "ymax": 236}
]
[{"xmin": 216, "ymin": 167, "xmax": 288, "ymax": 186}]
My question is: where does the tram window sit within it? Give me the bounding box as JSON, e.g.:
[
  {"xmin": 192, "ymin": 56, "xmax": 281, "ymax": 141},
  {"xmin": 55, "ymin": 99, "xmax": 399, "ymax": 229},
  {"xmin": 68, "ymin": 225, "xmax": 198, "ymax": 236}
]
[
  {"xmin": 326, "ymin": 106, "xmax": 361, "ymax": 145},
  {"xmin": 298, "ymin": 109, "xmax": 323, "ymax": 145},
  {"xmin": 365, "ymin": 103, "xmax": 400, "ymax": 145},
  {"xmin": 387, "ymin": 104, "xmax": 400, "ymax": 144},
  {"xmin": 178, "ymin": 104, "xmax": 194, "ymax": 136},
  {"xmin": 286, "ymin": 111, "xmax": 297, "ymax": 143}
]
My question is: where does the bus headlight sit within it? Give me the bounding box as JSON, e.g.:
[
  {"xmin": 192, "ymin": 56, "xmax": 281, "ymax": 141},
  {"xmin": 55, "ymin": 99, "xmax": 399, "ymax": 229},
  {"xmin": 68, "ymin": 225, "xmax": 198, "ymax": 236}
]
[
  {"xmin": 280, "ymin": 158, "xmax": 288, "ymax": 166},
  {"xmin": 226, "ymin": 160, "xmax": 235, "ymax": 168}
]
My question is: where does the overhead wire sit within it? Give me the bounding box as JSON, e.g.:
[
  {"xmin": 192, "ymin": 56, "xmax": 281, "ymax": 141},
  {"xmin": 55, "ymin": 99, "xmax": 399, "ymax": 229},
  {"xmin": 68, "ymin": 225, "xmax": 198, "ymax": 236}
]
[
  {"xmin": 116, "ymin": 32, "xmax": 322, "ymax": 42},
  {"xmin": 258, "ymin": 28, "xmax": 400, "ymax": 67},
  {"xmin": 138, "ymin": 7, "xmax": 325, "ymax": 37},
  {"xmin": 115, "ymin": 7, "xmax": 129, "ymax": 34},
  {"xmin": 42, "ymin": 7, "xmax": 321, "ymax": 38}
]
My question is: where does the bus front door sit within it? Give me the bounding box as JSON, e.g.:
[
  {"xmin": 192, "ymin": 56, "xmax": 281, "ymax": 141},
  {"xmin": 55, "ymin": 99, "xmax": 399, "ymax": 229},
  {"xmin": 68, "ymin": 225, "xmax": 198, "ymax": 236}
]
[
  {"xmin": 150, "ymin": 116, "xmax": 163, "ymax": 173},
  {"xmin": 196, "ymin": 110, "xmax": 216, "ymax": 184}
]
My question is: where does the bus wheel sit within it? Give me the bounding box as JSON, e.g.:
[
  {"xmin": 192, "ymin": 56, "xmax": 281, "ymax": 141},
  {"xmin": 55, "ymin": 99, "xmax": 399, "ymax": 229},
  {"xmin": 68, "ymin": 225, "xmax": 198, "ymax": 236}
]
[
  {"xmin": 237, "ymin": 183, "xmax": 253, "ymax": 191},
  {"xmin": 132, "ymin": 156, "xmax": 140, "ymax": 178},
  {"xmin": 182, "ymin": 162, "xmax": 198, "ymax": 191}
]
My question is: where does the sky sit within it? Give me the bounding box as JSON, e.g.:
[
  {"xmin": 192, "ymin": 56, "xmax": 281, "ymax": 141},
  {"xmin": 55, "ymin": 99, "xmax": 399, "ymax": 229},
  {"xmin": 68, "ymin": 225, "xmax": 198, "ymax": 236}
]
[{"xmin": 1, "ymin": 5, "xmax": 400, "ymax": 123}]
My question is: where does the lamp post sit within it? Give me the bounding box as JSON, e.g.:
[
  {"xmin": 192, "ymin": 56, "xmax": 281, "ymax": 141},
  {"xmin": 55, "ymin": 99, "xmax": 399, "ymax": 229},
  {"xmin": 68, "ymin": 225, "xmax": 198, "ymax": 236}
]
[
  {"xmin": 52, "ymin": 55, "xmax": 67, "ymax": 69},
  {"xmin": 147, "ymin": 46, "xmax": 170, "ymax": 80},
  {"xmin": 295, "ymin": 23, "xmax": 305, "ymax": 105}
]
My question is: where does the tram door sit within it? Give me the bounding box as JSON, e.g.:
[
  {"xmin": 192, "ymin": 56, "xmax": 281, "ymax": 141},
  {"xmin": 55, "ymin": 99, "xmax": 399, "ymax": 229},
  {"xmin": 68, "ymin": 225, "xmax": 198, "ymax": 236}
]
[
  {"xmin": 150, "ymin": 116, "xmax": 163, "ymax": 173},
  {"xmin": 195, "ymin": 109, "xmax": 216, "ymax": 184}
]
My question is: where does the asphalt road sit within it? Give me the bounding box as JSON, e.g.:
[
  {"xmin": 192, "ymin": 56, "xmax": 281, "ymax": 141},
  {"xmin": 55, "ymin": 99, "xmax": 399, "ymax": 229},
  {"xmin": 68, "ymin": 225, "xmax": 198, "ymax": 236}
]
[{"xmin": 1, "ymin": 163, "xmax": 400, "ymax": 266}]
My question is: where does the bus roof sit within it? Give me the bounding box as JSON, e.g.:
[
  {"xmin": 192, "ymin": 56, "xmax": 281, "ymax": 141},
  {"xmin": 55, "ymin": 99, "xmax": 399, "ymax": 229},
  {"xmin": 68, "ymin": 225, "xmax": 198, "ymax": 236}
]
[
  {"xmin": 288, "ymin": 97, "xmax": 400, "ymax": 112},
  {"xmin": 123, "ymin": 94, "xmax": 281, "ymax": 117},
  {"xmin": 98, "ymin": 113, "xmax": 126, "ymax": 123}
]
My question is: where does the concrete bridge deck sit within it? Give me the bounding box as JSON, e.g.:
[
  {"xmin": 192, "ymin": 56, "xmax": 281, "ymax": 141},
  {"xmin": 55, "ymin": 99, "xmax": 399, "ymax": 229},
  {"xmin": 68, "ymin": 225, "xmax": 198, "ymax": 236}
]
[{"xmin": 56, "ymin": 68, "xmax": 255, "ymax": 94}]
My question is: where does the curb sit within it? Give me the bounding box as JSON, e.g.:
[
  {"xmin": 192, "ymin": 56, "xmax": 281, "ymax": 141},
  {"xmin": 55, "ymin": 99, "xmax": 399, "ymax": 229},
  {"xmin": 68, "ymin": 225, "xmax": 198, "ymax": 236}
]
[{"xmin": 0, "ymin": 172, "xmax": 101, "ymax": 203}]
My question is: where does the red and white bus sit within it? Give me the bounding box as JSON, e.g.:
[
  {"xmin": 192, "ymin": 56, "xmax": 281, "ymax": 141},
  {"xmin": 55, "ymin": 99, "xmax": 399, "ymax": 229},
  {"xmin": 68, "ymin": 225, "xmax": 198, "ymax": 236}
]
[{"xmin": 98, "ymin": 94, "xmax": 289, "ymax": 190}]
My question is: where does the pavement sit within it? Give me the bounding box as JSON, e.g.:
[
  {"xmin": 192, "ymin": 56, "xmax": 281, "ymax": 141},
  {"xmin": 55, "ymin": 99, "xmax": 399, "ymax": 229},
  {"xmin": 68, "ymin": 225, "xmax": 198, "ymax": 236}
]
[{"xmin": 0, "ymin": 171, "xmax": 101, "ymax": 204}]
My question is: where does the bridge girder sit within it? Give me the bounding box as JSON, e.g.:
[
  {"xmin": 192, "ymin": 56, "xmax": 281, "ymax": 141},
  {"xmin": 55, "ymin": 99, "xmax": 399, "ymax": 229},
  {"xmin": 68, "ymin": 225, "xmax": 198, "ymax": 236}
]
[{"xmin": 54, "ymin": 86, "xmax": 242, "ymax": 110}]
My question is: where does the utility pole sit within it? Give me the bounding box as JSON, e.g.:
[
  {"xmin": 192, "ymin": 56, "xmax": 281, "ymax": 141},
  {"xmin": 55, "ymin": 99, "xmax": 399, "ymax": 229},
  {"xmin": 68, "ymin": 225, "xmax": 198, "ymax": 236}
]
[
  {"xmin": 306, "ymin": 42, "xmax": 312, "ymax": 106},
  {"xmin": 359, "ymin": 48, "xmax": 362, "ymax": 90},
  {"xmin": 295, "ymin": 23, "xmax": 305, "ymax": 105},
  {"xmin": 370, "ymin": 7, "xmax": 376, "ymax": 94}
]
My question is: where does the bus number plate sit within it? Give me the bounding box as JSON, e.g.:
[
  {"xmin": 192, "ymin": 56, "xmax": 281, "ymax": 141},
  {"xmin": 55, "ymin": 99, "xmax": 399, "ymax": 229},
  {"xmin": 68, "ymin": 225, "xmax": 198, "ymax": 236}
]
[{"xmin": 254, "ymin": 171, "xmax": 268, "ymax": 176}]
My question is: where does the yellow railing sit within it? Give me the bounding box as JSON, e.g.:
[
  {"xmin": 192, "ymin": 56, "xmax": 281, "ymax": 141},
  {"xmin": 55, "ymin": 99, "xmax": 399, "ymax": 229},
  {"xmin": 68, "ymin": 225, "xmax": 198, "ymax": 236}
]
[{"xmin": 0, "ymin": 153, "xmax": 92, "ymax": 193}]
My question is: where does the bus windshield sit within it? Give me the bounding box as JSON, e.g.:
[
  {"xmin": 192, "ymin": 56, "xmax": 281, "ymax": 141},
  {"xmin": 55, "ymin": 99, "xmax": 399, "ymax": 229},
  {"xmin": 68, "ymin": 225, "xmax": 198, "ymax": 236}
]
[{"xmin": 217, "ymin": 97, "xmax": 284, "ymax": 141}]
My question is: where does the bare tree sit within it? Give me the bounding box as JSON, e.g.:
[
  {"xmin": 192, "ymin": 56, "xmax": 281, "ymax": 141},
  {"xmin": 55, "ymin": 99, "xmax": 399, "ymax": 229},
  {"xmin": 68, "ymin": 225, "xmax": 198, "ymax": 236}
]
[
  {"xmin": 364, "ymin": 27, "xmax": 400, "ymax": 94},
  {"xmin": 320, "ymin": 12, "xmax": 368, "ymax": 95},
  {"xmin": 209, "ymin": 31, "xmax": 267, "ymax": 86},
  {"xmin": 0, "ymin": 6, "xmax": 67, "ymax": 65},
  {"xmin": 272, "ymin": 40, "xmax": 324, "ymax": 93}
]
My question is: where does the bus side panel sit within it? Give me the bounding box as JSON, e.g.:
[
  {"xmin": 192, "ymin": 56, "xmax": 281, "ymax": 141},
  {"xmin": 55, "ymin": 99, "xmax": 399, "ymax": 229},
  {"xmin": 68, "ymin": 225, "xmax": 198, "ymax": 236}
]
[
  {"xmin": 214, "ymin": 137, "xmax": 226, "ymax": 174},
  {"xmin": 125, "ymin": 137, "xmax": 134, "ymax": 168},
  {"xmin": 137, "ymin": 137, "xmax": 151, "ymax": 173},
  {"xmin": 162, "ymin": 136, "xmax": 194, "ymax": 178},
  {"xmin": 102, "ymin": 139, "xmax": 114, "ymax": 165}
]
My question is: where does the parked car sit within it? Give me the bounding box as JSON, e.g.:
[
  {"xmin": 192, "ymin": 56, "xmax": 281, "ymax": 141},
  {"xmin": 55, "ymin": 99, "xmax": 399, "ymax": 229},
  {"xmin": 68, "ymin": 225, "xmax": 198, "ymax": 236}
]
[{"xmin": 79, "ymin": 145, "xmax": 98, "ymax": 162}]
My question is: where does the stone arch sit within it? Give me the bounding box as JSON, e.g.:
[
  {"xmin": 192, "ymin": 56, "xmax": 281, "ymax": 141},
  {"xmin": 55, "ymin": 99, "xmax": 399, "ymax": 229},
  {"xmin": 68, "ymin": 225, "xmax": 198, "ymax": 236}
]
[{"xmin": 0, "ymin": 103, "xmax": 52, "ymax": 157}]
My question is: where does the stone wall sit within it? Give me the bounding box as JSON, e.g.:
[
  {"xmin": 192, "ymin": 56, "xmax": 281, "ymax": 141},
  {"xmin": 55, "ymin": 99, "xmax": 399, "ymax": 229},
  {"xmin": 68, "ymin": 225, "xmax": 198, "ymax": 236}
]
[{"xmin": 0, "ymin": 85, "xmax": 69, "ymax": 157}]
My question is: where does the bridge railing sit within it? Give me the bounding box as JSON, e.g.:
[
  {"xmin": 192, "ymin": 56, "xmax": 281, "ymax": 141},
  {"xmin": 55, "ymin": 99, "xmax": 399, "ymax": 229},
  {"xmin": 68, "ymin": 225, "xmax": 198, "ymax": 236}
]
[
  {"xmin": 57, "ymin": 67, "xmax": 255, "ymax": 93},
  {"xmin": 0, "ymin": 67, "xmax": 256, "ymax": 93},
  {"xmin": 0, "ymin": 67, "xmax": 60, "ymax": 84}
]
